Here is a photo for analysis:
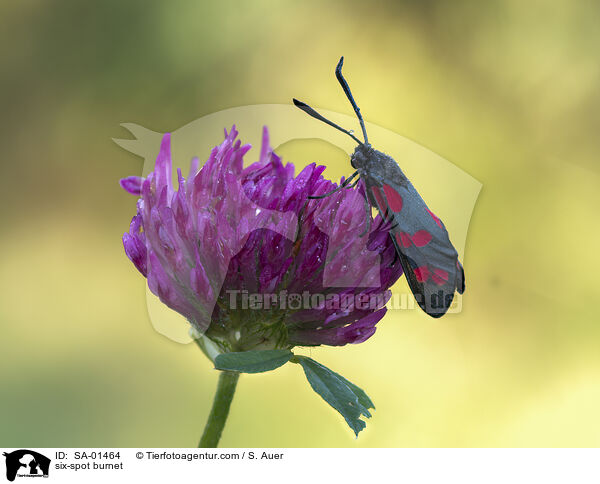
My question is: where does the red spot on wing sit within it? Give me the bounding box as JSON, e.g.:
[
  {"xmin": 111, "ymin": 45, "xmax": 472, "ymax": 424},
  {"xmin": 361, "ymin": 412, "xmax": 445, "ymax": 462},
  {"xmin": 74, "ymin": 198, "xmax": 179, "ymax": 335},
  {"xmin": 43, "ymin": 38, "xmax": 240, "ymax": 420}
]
[
  {"xmin": 394, "ymin": 230, "xmax": 432, "ymax": 248},
  {"xmin": 426, "ymin": 208, "xmax": 443, "ymax": 229},
  {"xmin": 411, "ymin": 230, "xmax": 432, "ymax": 247},
  {"xmin": 382, "ymin": 184, "xmax": 403, "ymax": 212},
  {"xmin": 371, "ymin": 187, "xmax": 386, "ymax": 210},
  {"xmin": 395, "ymin": 232, "xmax": 412, "ymax": 248},
  {"xmin": 431, "ymin": 268, "xmax": 449, "ymax": 285},
  {"xmin": 414, "ymin": 266, "xmax": 430, "ymax": 283}
]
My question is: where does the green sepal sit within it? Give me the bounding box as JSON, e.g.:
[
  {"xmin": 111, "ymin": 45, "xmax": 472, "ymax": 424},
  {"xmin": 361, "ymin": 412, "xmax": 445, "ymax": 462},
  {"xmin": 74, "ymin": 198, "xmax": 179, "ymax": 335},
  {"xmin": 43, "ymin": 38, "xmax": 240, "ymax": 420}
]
[
  {"xmin": 294, "ymin": 356, "xmax": 374, "ymax": 436},
  {"xmin": 214, "ymin": 349, "xmax": 293, "ymax": 373}
]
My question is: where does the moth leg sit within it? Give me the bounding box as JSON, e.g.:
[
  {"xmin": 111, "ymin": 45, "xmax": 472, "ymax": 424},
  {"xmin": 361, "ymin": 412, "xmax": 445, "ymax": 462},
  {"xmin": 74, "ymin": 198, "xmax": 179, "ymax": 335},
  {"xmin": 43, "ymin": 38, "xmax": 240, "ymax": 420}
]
[
  {"xmin": 372, "ymin": 209, "xmax": 386, "ymax": 232},
  {"xmin": 308, "ymin": 170, "xmax": 359, "ymax": 199},
  {"xmin": 383, "ymin": 207, "xmax": 393, "ymax": 224},
  {"xmin": 369, "ymin": 180, "xmax": 401, "ymax": 262},
  {"xmin": 345, "ymin": 178, "xmax": 360, "ymax": 189},
  {"xmin": 294, "ymin": 200, "xmax": 309, "ymax": 243},
  {"xmin": 372, "ymin": 179, "xmax": 398, "ymax": 227},
  {"xmin": 391, "ymin": 245, "xmax": 400, "ymax": 266},
  {"xmin": 358, "ymin": 191, "xmax": 372, "ymax": 237}
]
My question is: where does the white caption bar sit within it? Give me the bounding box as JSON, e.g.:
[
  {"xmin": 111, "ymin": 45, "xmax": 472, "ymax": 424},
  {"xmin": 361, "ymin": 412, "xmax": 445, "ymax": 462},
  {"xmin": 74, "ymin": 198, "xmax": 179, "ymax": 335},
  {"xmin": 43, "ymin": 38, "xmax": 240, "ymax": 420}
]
[{"xmin": 1, "ymin": 448, "xmax": 599, "ymax": 483}]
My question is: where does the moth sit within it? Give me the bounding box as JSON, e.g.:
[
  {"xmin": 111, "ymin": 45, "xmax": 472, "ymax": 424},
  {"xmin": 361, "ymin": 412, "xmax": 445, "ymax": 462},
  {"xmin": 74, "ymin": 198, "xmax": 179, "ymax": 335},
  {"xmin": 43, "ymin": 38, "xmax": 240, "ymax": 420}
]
[{"xmin": 293, "ymin": 57, "xmax": 465, "ymax": 317}]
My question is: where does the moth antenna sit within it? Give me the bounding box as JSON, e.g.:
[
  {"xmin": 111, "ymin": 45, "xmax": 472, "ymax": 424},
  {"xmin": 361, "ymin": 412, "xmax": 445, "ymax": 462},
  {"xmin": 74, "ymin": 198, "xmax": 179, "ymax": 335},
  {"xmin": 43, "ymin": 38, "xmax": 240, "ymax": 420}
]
[
  {"xmin": 335, "ymin": 56, "xmax": 369, "ymax": 145},
  {"xmin": 293, "ymin": 98, "xmax": 363, "ymax": 145}
]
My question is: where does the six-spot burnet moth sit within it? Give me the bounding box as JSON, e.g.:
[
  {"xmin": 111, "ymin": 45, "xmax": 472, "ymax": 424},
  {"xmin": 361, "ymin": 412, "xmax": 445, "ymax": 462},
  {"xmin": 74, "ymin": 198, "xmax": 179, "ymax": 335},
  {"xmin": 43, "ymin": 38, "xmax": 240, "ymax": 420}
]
[{"xmin": 293, "ymin": 56, "xmax": 465, "ymax": 318}]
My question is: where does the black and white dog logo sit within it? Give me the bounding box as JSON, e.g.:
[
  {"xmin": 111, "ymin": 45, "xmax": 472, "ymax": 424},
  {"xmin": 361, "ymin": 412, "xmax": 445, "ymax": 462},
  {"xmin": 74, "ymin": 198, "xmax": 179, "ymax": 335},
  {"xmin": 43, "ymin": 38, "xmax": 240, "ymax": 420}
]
[{"xmin": 3, "ymin": 450, "xmax": 50, "ymax": 481}]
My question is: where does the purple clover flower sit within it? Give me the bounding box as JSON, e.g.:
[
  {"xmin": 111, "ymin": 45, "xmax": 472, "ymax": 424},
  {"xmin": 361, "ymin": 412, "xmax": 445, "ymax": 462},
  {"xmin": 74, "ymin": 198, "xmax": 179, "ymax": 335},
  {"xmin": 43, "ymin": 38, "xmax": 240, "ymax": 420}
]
[{"xmin": 121, "ymin": 126, "xmax": 402, "ymax": 351}]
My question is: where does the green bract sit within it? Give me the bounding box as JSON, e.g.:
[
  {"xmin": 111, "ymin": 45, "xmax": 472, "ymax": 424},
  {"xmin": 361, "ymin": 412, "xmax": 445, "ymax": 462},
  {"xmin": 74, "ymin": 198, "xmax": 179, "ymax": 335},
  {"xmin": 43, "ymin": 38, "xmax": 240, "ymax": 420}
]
[{"xmin": 211, "ymin": 348, "xmax": 374, "ymax": 436}]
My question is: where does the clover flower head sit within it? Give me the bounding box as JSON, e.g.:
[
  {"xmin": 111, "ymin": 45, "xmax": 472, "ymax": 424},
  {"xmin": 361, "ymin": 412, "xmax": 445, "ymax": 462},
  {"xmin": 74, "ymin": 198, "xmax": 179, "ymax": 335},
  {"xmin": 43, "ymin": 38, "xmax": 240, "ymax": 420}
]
[{"xmin": 121, "ymin": 126, "xmax": 402, "ymax": 352}]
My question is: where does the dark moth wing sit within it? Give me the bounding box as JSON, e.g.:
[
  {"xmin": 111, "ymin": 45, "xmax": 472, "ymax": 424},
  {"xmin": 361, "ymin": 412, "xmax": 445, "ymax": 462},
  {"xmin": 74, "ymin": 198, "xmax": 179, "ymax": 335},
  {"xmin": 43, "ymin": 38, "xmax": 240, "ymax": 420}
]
[{"xmin": 367, "ymin": 178, "xmax": 465, "ymax": 317}]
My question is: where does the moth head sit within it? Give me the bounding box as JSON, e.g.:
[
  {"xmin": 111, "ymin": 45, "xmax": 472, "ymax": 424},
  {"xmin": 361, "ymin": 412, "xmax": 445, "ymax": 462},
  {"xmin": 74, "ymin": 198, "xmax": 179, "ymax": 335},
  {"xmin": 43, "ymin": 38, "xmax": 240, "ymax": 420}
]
[{"xmin": 350, "ymin": 143, "xmax": 372, "ymax": 169}]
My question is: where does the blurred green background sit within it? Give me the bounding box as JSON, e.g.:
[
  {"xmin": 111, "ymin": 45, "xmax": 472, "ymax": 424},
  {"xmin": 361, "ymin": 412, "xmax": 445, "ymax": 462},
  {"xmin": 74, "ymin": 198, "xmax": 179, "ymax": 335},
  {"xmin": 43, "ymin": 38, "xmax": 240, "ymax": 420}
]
[{"xmin": 1, "ymin": 0, "xmax": 599, "ymax": 447}]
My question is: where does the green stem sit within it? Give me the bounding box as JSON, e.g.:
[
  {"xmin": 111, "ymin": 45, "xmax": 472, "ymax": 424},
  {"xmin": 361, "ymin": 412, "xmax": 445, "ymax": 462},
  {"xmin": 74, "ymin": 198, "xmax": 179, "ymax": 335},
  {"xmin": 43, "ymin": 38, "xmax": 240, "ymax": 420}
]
[{"xmin": 198, "ymin": 370, "xmax": 239, "ymax": 448}]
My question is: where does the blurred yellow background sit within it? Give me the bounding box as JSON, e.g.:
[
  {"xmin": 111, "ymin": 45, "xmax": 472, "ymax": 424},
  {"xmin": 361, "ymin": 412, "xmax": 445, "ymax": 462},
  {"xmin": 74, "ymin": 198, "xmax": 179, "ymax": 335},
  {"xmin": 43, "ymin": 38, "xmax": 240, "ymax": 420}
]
[{"xmin": 1, "ymin": 0, "xmax": 599, "ymax": 447}]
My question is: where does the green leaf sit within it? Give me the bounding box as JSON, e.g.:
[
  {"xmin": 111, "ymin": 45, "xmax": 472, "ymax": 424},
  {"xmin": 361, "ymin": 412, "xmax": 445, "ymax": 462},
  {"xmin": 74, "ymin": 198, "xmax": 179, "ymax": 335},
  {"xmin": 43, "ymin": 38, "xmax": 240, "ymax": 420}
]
[
  {"xmin": 214, "ymin": 349, "xmax": 293, "ymax": 373},
  {"xmin": 295, "ymin": 356, "xmax": 374, "ymax": 436},
  {"xmin": 330, "ymin": 370, "xmax": 375, "ymax": 414}
]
